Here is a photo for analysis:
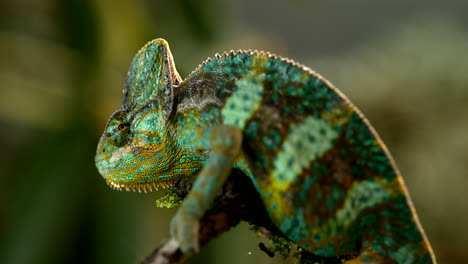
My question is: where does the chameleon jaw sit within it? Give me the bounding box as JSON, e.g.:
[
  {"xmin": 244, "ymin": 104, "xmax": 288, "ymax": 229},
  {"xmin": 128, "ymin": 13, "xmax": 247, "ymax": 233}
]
[{"xmin": 105, "ymin": 178, "xmax": 175, "ymax": 193}]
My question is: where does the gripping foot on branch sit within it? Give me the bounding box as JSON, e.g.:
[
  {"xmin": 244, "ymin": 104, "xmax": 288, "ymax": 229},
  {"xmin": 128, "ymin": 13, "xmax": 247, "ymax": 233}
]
[{"xmin": 141, "ymin": 171, "xmax": 270, "ymax": 264}]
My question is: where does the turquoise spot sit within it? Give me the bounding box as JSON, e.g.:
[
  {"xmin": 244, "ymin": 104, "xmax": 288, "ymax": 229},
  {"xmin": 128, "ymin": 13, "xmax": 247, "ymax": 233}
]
[
  {"xmin": 270, "ymin": 128, "xmax": 282, "ymax": 146},
  {"xmin": 332, "ymin": 226, "xmax": 343, "ymax": 235},
  {"xmin": 254, "ymin": 155, "xmax": 268, "ymax": 170},
  {"xmin": 383, "ymin": 237, "xmax": 395, "ymax": 247},
  {"xmin": 359, "ymin": 195, "xmax": 369, "ymax": 204},
  {"xmin": 279, "ymin": 208, "xmax": 308, "ymax": 242},
  {"xmin": 271, "ymin": 93, "xmax": 279, "ymax": 103},
  {"xmin": 325, "ymin": 196, "xmax": 336, "ymax": 210},
  {"xmin": 371, "ymin": 243, "xmax": 384, "ymax": 255},
  {"xmin": 135, "ymin": 156, "xmax": 145, "ymax": 162},
  {"xmin": 316, "ymin": 219, "xmax": 324, "ymax": 227},
  {"xmin": 298, "ymin": 172, "xmax": 317, "ymax": 202},
  {"xmin": 302, "ymin": 244, "xmax": 311, "ymax": 250},
  {"xmin": 145, "ymin": 51, "xmax": 153, "ymax": 60},
  {"xmin": 313, "ymin": 233, "xmax": 322, "ymax": 242},
  {"xmin": 286, "ymin": 66, "xmax": 304, "ymax": 81},
  {"xmin": 201, "ymin": 107, "xmax": 220, "ymax": 123},
  {"xmin": 361, "ymin": 214, "xmax": 377, "ymax": 226},
  {"xmin": 385, "ymin": 223, "xmax": 393, "ymax": 231},
  {"xmin": 316, "ymin": 244, "xmax": 336, "ymax": 257},
  {"xmin": 147, "ymin": 44, "xmax": 156, "ymax": 51},
  {"xmin": 262, "ymin": 136, "xmax": 273, "ymax": 149},
  {"xmin": 286, "ymin": 85, "xmax": 298, "ymax": 96},
  {"xmin": 332, "ymin": 185, "xmax": 345, "ymax": 200},
  {"xmin": 316, "ymin": 191, "xmax": 322, "ymax": 199},
  {"xmin": 270, "ymin": 202, "xmax": 278, "ymax": 211}
]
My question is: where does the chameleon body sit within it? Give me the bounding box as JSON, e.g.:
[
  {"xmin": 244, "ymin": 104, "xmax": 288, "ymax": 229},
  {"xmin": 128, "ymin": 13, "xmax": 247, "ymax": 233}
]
[{"xmin": 95, "ymin": 39, "xmax": 436, "ymax": 263}]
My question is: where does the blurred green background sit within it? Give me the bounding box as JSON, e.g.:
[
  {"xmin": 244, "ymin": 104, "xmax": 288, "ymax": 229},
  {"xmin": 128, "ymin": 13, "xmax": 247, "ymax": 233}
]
[{"xmin": 1, "ymin": 0, "xmax": 467, "ymax": 263}]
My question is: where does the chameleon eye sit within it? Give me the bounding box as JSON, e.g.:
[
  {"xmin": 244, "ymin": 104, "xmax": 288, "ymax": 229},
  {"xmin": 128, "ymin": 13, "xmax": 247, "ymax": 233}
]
[
  {"xmin": 107, "ymin": 123, "xmax": 130, "ymax": 147},
  {"xmin": 105, "ymin": 111, "xmax": 131, "ymax": 147},
  {"xmin": 107, "ymin": 122, "xmax": 130, "ymax": 147},
  {"xmin": 117, "ymin": 123, "xmax": 128, "ymax": 130}
]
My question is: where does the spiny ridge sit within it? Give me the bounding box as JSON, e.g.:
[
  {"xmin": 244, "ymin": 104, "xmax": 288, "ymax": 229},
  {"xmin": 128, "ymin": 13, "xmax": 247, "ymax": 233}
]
[
  {"xmin": 188, "ymin": 49, "xmax": 319, "ymax": 79},
  {"xmin": 105, "ymin": 179, "xmax": 178, "ymax": 193}
]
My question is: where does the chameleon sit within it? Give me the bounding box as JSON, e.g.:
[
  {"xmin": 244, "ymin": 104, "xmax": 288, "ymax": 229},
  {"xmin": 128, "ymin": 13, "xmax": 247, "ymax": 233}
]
[{"xmin": 95, "ymin": 38, "xmax": 437, "ymax": 263}]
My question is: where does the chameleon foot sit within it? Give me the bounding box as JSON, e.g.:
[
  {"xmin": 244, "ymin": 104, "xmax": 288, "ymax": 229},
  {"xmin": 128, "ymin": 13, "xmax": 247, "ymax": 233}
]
[{"xmin": 170, "ymin": 210, "xmax": 200, "ymax": 254}]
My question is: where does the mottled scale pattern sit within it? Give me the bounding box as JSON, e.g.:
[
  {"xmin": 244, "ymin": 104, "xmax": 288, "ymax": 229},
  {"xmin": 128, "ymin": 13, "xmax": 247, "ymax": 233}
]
[{"xmin": 95, "ymin": 39, "xmax": 436, "ymax": 263}]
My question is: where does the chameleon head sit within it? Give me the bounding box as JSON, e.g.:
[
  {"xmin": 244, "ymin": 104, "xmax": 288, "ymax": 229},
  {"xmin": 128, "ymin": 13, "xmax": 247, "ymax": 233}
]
[
  {"xmin": 95, "ymin": 106, "xmax": 187, "ymax": 192},
  {"xmin": 95, "ymin": 38, "xmax": 191, "ymax": 192}
]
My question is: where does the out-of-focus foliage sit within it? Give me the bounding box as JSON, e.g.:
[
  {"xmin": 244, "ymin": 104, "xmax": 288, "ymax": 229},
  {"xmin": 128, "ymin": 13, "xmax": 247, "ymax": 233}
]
[{"xmin": 0, "ymin": 0, "xmax": 466, "ymax": 264}]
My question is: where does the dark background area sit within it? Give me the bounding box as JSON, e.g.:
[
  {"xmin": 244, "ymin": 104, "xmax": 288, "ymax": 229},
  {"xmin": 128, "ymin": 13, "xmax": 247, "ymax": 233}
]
[{"xmin": 1, "ymin": 0, "xmax": 467, "ymax": 263}]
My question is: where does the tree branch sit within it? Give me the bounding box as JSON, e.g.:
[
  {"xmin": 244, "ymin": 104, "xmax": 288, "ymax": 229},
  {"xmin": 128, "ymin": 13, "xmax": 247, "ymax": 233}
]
[
  {"xmin": 141, "ymin": 170, "xmax": 272, "ymax": 264},
  {"xmin": 140, "ymin": 170, "xmax": 347, "ymax": 264}
]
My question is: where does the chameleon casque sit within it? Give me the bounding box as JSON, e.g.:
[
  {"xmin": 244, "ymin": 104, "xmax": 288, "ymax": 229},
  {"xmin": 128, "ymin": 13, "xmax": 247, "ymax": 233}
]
[{"xmin": 95, "ymin": 38, "xmax": 436, "ymax": 263}]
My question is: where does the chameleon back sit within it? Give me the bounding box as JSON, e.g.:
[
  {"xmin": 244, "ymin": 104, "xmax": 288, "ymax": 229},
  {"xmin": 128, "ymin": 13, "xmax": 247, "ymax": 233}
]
[{"xmin": 179, "ymin": 51, "xmax": 435, "ymax": 263}]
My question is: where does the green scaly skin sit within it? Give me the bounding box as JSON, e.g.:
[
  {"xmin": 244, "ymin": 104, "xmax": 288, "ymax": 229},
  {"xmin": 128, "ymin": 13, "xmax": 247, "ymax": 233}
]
[{"xmin": 95, "ymin": 39, "xmax": 437, "ymax": 263}]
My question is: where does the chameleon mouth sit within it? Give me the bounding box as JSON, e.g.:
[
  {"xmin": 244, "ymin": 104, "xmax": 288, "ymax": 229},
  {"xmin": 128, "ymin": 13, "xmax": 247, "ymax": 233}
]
[{"xmin": 105, "ymin": 179, "xmax": 175, "ymax": 193}]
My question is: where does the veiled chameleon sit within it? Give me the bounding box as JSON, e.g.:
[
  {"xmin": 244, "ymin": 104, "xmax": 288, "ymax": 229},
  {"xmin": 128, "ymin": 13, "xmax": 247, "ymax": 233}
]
[{"xmin": 95, "ymin": 38, "xmax": 436, "ymax": 263}]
